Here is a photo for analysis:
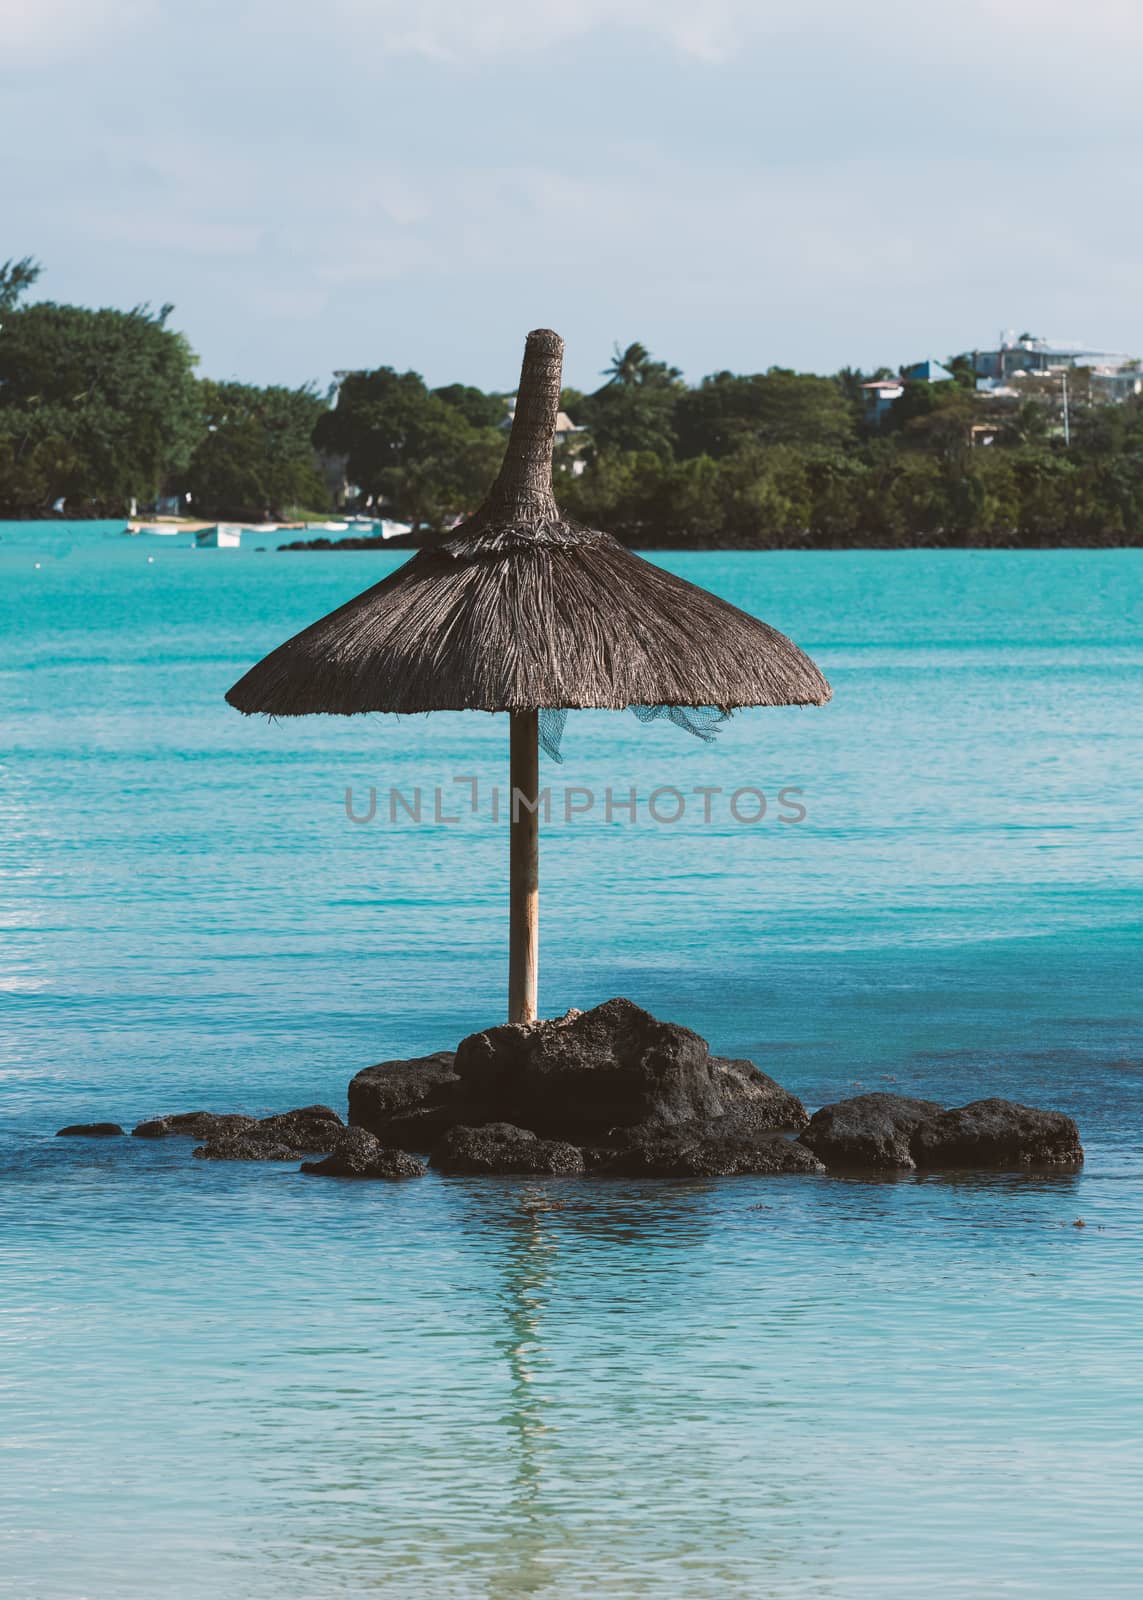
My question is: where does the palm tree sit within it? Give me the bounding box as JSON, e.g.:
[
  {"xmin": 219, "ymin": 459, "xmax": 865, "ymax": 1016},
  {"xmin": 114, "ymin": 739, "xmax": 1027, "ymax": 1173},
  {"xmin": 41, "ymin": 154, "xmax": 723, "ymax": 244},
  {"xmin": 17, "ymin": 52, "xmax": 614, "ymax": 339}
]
[
  {"xmin": 602, "ymin": 342, "xmax": 681, "ymax": 389},
  {"xmin": 0, "ymin": 256, "xmax": 42, "ymax": 313},
  {"xmin": 603, "ymin": 342, "xmax": 650, "ymax": 386}
]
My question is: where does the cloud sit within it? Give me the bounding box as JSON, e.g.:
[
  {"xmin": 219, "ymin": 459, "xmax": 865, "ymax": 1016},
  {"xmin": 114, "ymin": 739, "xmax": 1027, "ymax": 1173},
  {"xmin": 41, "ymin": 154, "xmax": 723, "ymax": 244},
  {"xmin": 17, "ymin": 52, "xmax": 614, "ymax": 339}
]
[
  {"xmin": 0, "ymin": 0, "xmax": 155, "ymax": 61},
  {"xmin": 7, "ymin": 0, "xmax": 1143, "ymax": 71},
  {"xmin": 328, "ymin": 0, "xmax": 753, "ymax": 62},
  {"xmin": 5, "ymin": 0, "xmax": 1143, "ymax": 386},
  {"xmin": 326, "ymin": 0, "xmax": 1143, "ymax": 64}
]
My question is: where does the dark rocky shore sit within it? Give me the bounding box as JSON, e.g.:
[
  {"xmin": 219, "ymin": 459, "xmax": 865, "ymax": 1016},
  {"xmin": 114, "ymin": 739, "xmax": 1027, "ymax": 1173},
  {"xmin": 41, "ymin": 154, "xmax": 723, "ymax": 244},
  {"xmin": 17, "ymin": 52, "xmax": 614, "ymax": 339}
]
[{"xmin": 55, "ymin": 998, "xmax": 1083, "ymax": 1181}]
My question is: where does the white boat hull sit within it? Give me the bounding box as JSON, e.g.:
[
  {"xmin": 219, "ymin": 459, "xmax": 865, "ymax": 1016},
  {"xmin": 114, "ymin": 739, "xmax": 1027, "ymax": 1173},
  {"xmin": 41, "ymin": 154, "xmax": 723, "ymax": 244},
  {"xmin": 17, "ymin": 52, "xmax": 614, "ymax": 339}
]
[{"xmin": 196, "ymin": 525, "xmax": 244, "ymax": 549}]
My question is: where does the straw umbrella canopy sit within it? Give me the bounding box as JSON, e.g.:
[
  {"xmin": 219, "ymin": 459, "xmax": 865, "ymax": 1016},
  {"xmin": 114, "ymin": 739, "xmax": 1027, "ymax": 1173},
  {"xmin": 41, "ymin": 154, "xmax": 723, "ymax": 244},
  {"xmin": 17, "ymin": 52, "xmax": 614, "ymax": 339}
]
[{"xmin": 227, "ymin": 329, "xmax": 830, "ymax": 1024}]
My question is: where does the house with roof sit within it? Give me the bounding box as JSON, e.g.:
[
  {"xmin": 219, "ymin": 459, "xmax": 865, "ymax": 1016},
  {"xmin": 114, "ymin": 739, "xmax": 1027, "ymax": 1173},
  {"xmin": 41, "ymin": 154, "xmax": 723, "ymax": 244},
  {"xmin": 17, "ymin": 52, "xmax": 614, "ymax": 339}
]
[
  {"xmin": 504, "ymin": 400, "xmax": 585, "ymax": 446},
  {"xmin": 961, "ymin": 332, "xmax": 1143, "ymax": 417},
  {"xmin": 503, "ymin": 398, "xmax": 589, "ymax": 473},
  {"xmin": 965, "ymin": 334, "xmax": 1134, "ymax": 381},
  {"xmin": 902, "ymin": 359, "xmax": 955, "ymax": 384},
  {"xmin": 861, "ymin": 359, "xmax": 954, "ymax": 430},
  {"xmin": 859, "ymin": 377, "xmax": 904, "ymax": 429},
  {"xmin": 963, "ymin": 333, "xmax": 1141, "ymax": 396}
]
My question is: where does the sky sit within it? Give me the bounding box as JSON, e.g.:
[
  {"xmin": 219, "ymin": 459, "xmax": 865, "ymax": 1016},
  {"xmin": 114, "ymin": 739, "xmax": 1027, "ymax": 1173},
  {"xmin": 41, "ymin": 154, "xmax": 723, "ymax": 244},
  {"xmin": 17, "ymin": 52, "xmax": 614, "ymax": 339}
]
[{"xmin": 3, "ymin": 0, "xmax": 1143, "ymax": 393}]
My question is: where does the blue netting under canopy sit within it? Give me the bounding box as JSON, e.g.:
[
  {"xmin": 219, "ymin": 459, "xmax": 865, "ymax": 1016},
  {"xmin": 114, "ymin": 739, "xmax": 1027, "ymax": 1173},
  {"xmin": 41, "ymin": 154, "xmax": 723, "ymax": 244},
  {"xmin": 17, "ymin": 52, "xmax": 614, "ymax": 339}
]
[{"xmin": 538, "ymin": 706, "xmax": 730, "ymax": 762}]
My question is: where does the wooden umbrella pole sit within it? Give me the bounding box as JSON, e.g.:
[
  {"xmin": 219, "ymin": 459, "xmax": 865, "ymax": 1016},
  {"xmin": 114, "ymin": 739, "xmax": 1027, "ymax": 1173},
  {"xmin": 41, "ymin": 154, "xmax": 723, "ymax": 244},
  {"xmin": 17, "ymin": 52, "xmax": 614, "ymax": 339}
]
[
  {"xmin": 509, "ymin": 709, "xmax": 540, "ymax": 1024},
  {"xmin": 502, "ymin": 331, "xmax": 560, "ymax": 1024}
]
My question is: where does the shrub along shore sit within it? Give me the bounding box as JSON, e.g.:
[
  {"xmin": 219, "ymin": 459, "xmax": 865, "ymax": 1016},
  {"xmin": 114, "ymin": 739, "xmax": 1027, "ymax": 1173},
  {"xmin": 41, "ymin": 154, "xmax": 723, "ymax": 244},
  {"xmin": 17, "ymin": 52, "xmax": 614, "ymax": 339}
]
[{"xmin": 4, "ymin": 258, "xmax": 1143, "ymax": 547}]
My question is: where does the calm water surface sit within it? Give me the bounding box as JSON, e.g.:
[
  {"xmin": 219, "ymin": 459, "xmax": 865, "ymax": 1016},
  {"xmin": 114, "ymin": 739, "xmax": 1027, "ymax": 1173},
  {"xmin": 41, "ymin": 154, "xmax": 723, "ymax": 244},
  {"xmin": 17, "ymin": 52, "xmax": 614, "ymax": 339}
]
[{"xmin": 1, "ymin": 524, "xmax": 1141, "ymax": 1597}]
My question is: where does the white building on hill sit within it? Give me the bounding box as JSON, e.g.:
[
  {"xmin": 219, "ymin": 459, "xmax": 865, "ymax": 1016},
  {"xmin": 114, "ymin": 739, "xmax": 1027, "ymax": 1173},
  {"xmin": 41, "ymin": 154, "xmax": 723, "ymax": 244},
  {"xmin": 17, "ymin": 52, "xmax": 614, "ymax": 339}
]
[{"xmin": 963, "ymin": 333, "xmax": 1143, "ymax": 408}]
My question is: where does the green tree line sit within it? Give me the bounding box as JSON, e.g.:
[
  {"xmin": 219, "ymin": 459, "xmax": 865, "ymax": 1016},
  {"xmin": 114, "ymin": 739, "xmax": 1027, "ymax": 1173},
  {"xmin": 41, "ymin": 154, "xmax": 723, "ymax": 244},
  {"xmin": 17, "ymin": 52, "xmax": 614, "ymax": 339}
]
[
  {"xmin": 0, "ymin": 260, "xmax": 329, "ymax": 520},
  {"xmin": 3, "ymin": 260, "xmax": 1142, "ymax": 543},
  {"xmin": 556, "ymin": 343, "xmax": 1143, "ymax": 547}
]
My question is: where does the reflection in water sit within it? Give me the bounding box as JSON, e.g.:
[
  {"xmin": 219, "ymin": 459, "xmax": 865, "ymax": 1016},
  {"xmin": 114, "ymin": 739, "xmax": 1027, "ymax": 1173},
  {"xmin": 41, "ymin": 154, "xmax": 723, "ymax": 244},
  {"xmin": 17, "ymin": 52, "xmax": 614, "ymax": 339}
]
[
  {"xmin": 451, "ymin": 1176, "xmax": 841, "ymax": 1598},
  {"xmin": 3, "ymin": 1154, "xmax": 1141, "ymax": 1598},
  {"xmin": 490, "ymin": 1189, "xmax": 561, "ymax": 1597}
]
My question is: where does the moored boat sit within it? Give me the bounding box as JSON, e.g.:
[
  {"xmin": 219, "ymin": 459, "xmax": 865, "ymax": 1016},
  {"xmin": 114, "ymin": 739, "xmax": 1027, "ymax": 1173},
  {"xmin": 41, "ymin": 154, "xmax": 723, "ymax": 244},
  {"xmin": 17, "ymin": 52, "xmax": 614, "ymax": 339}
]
[{"xmin": 195, "ymin": 524, "xmax": 244, "ymax": 549}]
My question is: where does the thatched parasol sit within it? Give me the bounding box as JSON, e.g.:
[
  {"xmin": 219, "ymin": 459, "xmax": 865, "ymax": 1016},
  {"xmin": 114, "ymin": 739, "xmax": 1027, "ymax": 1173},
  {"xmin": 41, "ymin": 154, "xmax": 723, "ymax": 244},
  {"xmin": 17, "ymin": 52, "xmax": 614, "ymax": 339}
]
[{"xmin": 227, "ymin": 329, "xmax": 830, "ymax": 1024}]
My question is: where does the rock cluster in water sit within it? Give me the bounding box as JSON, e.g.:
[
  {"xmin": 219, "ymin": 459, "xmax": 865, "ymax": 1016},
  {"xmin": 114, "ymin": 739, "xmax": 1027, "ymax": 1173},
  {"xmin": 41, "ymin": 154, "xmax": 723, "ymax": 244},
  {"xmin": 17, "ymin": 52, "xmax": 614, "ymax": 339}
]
[
  {"xmin": 300, "ymin": 1127, "xmax": 426, "ymax": 1179},
  {"xmin": 53, "ymin": 998, "xmax": 1084, "ymax": 1182},
  {"xmin": 346, "ymin": 997, "xmax": 1082, "ymax": 1178},
  {"xmin": 348, "ymin": 998, "xmax": 817, "ymax": 1178},
  {"xmin": 193, "ymin": 1104, "xmax": 347, "ymax": 1161},
  {"xmin": 798, "ymin": 1091, "xmax": 1083, "ymax": 1172},
  {"xmin": 133, "ymin": 1111, "xmax": 258, "ymax": 1142}
]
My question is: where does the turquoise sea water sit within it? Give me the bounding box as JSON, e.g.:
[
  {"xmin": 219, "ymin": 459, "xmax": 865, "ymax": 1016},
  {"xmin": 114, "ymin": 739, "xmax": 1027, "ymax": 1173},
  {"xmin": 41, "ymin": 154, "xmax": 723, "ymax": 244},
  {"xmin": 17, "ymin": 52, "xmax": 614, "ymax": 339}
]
[{"xmin": 1, "ymin": 523, "xmax": 1141, "ymax": 1597}]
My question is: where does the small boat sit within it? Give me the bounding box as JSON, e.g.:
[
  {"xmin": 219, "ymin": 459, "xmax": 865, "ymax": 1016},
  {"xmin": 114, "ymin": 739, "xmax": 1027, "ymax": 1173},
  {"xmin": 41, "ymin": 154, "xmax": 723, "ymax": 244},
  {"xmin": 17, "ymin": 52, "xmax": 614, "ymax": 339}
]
[
  {"xmin": 195, "ymin": 524, "xmax": 244, "ymax": 549},
  {"xmin": 130, "ymin": 523, "xmax": 191, "ymax": 537}
]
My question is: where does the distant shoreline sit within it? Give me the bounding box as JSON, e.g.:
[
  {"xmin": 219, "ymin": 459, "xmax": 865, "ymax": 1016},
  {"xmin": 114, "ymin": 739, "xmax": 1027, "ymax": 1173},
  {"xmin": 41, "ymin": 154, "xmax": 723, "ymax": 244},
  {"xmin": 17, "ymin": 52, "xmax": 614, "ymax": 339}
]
[
  {"xmin": 278, "ymin": 531, "xmax": 1142, "ymax": 552},
  {"xmin": 2, "ymin": 517, "xmax": 1138, "ymax": 552}
]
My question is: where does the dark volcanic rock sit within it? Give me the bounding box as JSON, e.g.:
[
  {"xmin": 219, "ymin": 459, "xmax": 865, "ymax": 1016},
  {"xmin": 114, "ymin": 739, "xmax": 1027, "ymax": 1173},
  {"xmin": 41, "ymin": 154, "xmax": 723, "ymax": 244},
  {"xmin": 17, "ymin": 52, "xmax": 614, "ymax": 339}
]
[
  {"xmin": 591, "ymin": 1124, "xmax": 825, "ymax": 1178},
  {"xmin": 454, "ymin": 998, "xmax": 741, "ymax": 1139},
  {"xmin": 132, "ymin": 1112, "xmax": 257, "ymax": 1140},
  {"xmin": 192, "ymin": 1105, "xmax": 344, "ymax": 1162},
  {"xmin": 302, "ymin": 1127, "xmax": 426, "ymax": 1179},
  {"xmin": 713, "ymin": 1057, "xmax": 808, "ymax": 1132},
  {"xmin": 256, "ymin": 1104, "xmax": 343, "ymax": 1152},
  {"xmin": 912, "ymin": 1099, "xmax": 1083, "ymax": 1169},
  {"xmin": 800, "ymin": 1092, "xmax": 1084, "ymax": 1172},
  {"xmin": 431, "ymin": 1123, "xmax": 585, "ymax": 1176},
  {"xmin": 349, "ymin": 1004, "xmax": 806, "ymax": 1152},
  {"xmin": 194, "ymin": 1136, "xmax": 300, "ymax": 1162},
  {"xmin": 799, "ymin": 1093, "xmax": 946, "ymax": 1171},
  {"xmin": 348, "ymin": 1053, "xmax": 460, "ymax": 1148},
  {"xmin": 56, "ymin": 1122, "xmax": 125, "ymax": 1138}
]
